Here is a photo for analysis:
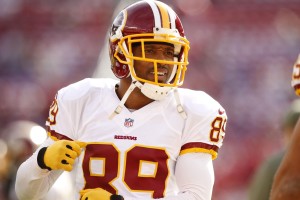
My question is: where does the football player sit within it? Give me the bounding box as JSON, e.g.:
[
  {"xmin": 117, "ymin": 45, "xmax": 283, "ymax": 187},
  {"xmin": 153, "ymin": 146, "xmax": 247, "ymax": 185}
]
[
  {"xmin": 15, "ymin": 1, "xmax": 227, "ymax": 199},
  {"xmin": 270, "ymin": 54, "xmax": 300, "ymax": 200}
]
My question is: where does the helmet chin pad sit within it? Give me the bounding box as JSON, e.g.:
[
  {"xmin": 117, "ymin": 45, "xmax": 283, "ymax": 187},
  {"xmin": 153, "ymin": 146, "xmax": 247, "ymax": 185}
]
[{"xmin": 139, "ymin": 82, "xmax": 173, "ymax": 101}]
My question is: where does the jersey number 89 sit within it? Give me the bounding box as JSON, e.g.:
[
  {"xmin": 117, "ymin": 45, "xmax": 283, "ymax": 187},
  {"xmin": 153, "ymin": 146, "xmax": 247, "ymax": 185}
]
[{"xmin": 82, "ymin": 143, "xmax": 169, "ymax": 198}]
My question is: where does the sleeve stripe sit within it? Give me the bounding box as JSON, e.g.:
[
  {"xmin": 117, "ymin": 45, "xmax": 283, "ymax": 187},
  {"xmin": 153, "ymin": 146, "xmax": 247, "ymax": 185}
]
[
  {"xmin": 46, "ymin": 126, "xmax": 73, "ymax": 141},
  {"xmin": 180, "ymin": 142, "xmax": 219, "ymax": 160}
]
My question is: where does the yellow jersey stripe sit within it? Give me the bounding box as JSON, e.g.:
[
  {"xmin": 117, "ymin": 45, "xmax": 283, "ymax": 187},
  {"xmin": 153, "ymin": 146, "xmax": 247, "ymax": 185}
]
[
  {"xmin": 180, "ymin": 147, "xmax": 218, "ymax": 160},
  {"xmin": 155, "ymin": 1, "xmax": 170, "ymax": 28}
]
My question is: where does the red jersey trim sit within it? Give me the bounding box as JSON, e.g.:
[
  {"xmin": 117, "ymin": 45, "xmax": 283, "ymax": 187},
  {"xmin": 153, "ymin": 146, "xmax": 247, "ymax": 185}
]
[{"xmin": 46, "ymin": 126, "xmax": 73, "ymax": 141}]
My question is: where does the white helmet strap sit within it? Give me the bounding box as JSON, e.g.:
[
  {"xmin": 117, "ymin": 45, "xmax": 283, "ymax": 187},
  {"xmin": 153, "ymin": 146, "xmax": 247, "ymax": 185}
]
[
  {"xmin": 109, "ymin": 80, "xmax": 187, "ymax": 120},
  {"xmin": 173, "ymin": 88, "xmax": 187, "ymax": 119},
  {"xmin": 109, "ymin": 82, "xmax": 137, "ymax": 120}
]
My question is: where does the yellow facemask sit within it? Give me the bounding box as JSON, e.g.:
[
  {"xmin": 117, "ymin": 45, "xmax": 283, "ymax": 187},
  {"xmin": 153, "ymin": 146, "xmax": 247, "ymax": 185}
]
[{"xmin": 114, "ymin": 33, "xmax": 190, "ymax": 88}]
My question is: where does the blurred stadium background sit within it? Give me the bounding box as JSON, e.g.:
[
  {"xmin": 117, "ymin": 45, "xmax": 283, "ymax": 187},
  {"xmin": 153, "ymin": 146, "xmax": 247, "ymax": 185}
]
[{"xmin": 0, "ymin": 0, "xmax": 300, "ymax": 199}]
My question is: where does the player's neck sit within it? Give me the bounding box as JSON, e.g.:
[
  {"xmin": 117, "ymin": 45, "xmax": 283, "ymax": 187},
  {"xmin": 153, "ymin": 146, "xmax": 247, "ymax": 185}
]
[{"xmin": 116, "ymin": 81, "xmax": 154, "ymax": 110}]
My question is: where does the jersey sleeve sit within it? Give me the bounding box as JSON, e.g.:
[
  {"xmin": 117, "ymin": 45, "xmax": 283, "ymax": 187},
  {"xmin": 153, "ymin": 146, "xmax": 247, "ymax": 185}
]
[
  {"xmin": 45, "ymin": 79, "xmax": 94, "ymax": 141},
  {"xmin": 15, "ymin": 85, "xmax": 78, "ymax": 200},
  {"xmin": 154, "ymin": 153, "xmax": 214, "ymax": 200},
  {"xmin": 15, "ymin": 139, "xmax": 64, "ymax": 200},
  {"xmin": 180, "ymin": 92, "xmax": 227, "ymax": 160},
  {"xmin": 45, "ymin": 91, "xmax": 75, "ymax": 141}
]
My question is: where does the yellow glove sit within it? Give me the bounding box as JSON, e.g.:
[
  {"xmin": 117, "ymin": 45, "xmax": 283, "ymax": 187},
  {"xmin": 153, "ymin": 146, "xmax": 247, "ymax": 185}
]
[
  {"xmin": 39, "ymin": 140, "xmax": 86, "ymax": 171},
  {"xmin": 80, "ymin": 188, "xmax": 112, "ymax": 200}
]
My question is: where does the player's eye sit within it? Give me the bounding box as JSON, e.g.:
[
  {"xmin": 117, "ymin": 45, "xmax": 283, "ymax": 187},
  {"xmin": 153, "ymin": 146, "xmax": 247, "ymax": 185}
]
[
  {"xmin": 165, "ymin": 50, "xmax": 174, "ymax": 57},
  {"xmin": 144, "ymin": 48, "xmax": 154, "ymax": 54}
]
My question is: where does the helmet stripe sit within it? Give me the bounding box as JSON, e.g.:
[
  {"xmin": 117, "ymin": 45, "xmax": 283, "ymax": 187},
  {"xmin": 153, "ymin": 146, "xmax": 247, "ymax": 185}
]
[
  {"xmin": 144, "ymin": 0, "xmax": 162, "ymax": 28},
  {"xmin": 155, "ymin": 1, "xmax": 171, "ymax": 28},
  {"xmin": 165, "ymin": 4, "xmax": 176, "ymax": 29}
]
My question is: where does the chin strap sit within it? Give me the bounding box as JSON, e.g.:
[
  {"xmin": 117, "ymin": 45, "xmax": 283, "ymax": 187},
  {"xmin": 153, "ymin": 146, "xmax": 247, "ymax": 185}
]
[
  {"xmin": 109, "ymin": 82, "xmax": 137, "ymax": 120},
  {"xmin": 174, "ymin": 88, "xmax": 187, "ymax": 119},
  {"xmin": 109, "ymin": 81, "xmax": 187, "ymax": 120}
]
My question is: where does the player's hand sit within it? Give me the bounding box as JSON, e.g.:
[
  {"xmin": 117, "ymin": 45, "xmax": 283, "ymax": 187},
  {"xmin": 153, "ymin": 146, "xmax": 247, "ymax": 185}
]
[
  {"xmin": 43, "ymin": 140, "xmax": 86, "ymax": 171},
  {"xmin": 80, "ymin": 188, "xmax": 124, "ymax": 200}
]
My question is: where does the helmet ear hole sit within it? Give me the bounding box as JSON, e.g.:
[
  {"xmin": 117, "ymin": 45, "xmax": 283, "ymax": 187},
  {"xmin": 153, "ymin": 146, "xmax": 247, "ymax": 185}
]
[
  {"xmin": 110, "ymin": 36, "xmax": 130, "ymax": 79},
  {"xmin": 112, "ymin": 59, "xmax": 130, "ymax": 79}
]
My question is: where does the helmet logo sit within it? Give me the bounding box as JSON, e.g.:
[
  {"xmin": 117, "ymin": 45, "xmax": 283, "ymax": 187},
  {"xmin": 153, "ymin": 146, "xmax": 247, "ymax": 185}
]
[
  {"xmin": 111, "ymin": 25, "xmax": 118, "ymax": 37},
  {"xmin": 110, "ymin": 11, "xmax": 125, "ymax": 41}
]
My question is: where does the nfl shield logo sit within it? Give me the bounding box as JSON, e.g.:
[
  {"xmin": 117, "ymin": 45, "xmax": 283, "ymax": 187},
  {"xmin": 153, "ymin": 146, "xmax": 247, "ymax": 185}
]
[{"xmin": 124, "ymin": 118, "xmax": 134, "ymax": 128}]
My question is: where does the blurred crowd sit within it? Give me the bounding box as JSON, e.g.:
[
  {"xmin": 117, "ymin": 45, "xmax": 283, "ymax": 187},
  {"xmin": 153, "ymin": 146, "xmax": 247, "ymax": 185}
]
[{"xmin": 0, "ymin": 0, "xmax": 300, "ymax": 199}]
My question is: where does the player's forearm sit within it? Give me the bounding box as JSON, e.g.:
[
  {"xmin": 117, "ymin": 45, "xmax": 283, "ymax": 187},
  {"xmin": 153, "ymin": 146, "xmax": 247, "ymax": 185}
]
[
  {"xmin": 271, "ymin": 177, "xmax": 300, "ymax": 200},
  {"xmin": 15, "ymin": 151, "xmax": 62, "ymax": 200},
  {"xmin": 271, "ymin": 119, "xmax": 300, "ymax": 200}
]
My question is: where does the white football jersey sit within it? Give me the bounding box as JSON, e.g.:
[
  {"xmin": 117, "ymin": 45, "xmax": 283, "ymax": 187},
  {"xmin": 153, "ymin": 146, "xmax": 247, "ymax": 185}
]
[{"xmin": 45, "ymin": 78, "xmax": 227, "ymax": 199}]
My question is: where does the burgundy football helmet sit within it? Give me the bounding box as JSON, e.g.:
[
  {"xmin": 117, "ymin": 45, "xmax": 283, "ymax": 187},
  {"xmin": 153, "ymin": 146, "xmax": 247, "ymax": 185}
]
[{"xmin": 109, "ymin": 0, "xmax": 190, "ymax": 88}]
